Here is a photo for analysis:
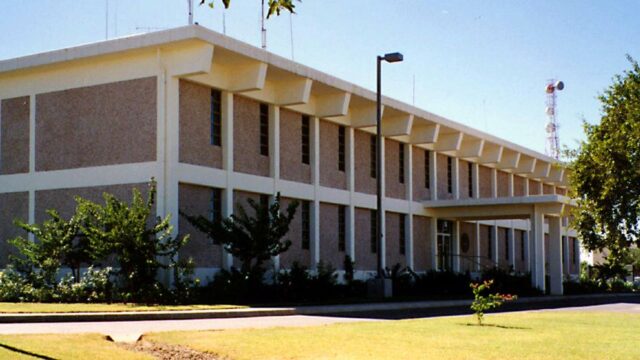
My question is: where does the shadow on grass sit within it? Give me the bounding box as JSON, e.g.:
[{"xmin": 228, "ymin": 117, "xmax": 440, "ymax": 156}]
[
  {"xmin": 459, "ymin": 323, "xmax": 530, "ymax": 330},
  {"xmin": 0, "ymin": 342, "xmax": 56, "ymax": 360}
]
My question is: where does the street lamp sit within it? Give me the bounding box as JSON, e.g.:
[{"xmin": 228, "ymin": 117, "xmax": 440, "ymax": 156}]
[{"xmin": 373, "ymin": 52, "xmax": 403, "ymax": 297}]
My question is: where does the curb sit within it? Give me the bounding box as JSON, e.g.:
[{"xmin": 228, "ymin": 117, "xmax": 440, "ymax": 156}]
[{"xmin": 0, "ymin": 293, "xmax": 637, "ymax": 323}]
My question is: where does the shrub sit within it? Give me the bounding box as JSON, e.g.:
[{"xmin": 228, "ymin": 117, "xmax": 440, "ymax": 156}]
[
  {"xmin": 470, "ymin": 279, "xmax": 517, "ymax": 325},
  {"xmin": 481, "ymin": 267, "xmax": 541, "ymax": 297}
]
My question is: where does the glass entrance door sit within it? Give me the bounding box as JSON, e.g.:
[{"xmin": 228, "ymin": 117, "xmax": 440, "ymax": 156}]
[{"xmin": 437, "ymin": 220, "xmax": 453, "ymax": 271}]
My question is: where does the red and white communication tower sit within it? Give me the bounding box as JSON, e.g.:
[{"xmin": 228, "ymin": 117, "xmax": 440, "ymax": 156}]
[{"xmin": 545, "ymin": 79, "xmax": 564, "ymax": 159}]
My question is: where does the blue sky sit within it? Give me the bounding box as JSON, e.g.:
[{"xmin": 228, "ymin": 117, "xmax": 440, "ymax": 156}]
[{"xmin": 1, "ymin": 1, "xmax": 639, "ymax": 155}]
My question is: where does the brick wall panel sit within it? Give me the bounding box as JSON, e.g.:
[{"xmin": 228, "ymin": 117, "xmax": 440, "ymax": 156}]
[
  {"xmin": 179, "ymin": 80, "xmax": 223, "ymax": 169},
  {"xmin": 233, "ymin": 95, "xmax": 269, "ymax": 177},
  {"xmin": 319, "ymin": 120, "xmax": 347, "ymax": 189},
  {"xmin": 36, "ymin": 77, "xmax": 156, "ymax": 171},
  {"xmin": 384, "ymin": 139, "xmax": 406, "ymax": 200},
  {"xmin": 354, "ymin": 130, "xmax": 376, "ymax": 195},
  {"xmin": 354, "ymin": 207, "xmax": 376, "ymax": 270},
  {"xmin": 514, "ymin": 175, "xmax": 526, "ymax": 196},
  {"xmin": 479, "ymin": 165, "xmax": 493, "ymax": 198},
  {"xmin": 385, "ymin": 212, "xmax": 406, "ymax": 269},
  {"xmin": 497, "ymin": 171, "xmax": 509, "ymax": 197},
  {"xmin": 0, "ymin": 192, "xmax": 28, "ymax": 266},
  {"xmin": 412, "ymin": 148, "xmax": 431, "ymax": 201},
  {"xmin": 412, "ymin": 215, "xmax": 432, "ymax": 271},
  {"xmin": 279, "ymin": 109, "xmax": 311, "ymax": 184},
  {"xmin": 319, "ymin": 203, "xmax": 344, "ymax": 269},
  {"xmin": 178, "ymin": 183, "xmax": 222, "ymax": 268},
  {"xmin": 1, "ymin": 97, "xmax": 29, "ymax": 174},
  {"xmin": 436, "ymin": 153, "xmax": 453, "ymax": 200}
]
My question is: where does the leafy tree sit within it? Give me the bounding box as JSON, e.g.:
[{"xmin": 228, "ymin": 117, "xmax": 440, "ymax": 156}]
[
  {"xmin": 182, "ymin": 193, "xmax": 298, "ymax": 282},
  {"xmin": 201, "ymin": 0, "xmax": 299, "ymax": 18},
  {"xmin": 9, "ymin": 210, "xmax": 91, "ymax": 285},
  {"xmin": 569, "ymin": 56, "xmax": 640, "ymax": 267},
  {"xmin": 78, "ymin": 179, "xmax": 190, "ymax": 302}
]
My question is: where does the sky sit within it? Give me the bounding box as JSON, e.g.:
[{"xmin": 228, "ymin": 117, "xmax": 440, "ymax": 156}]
[{"xmin": 1, "ymin": 1, "xmax": 639, "ymax": 155}]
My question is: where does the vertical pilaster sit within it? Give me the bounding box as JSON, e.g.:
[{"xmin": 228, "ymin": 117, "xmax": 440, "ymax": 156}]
[
  {"xmin": 508, "ymin": 173, "xmax": 514, "ymax": 197},
  {"xmin": 509, "ymin": 226, "xmax": 516, "ymax": 270},
  {"xmin": 524, "ymin": 176, "xmax": 530, "ymax": 196},
  {"xmin": 452, "ymin": 157, "xmax": 460, "ymax": 199},
  {"xmin": 491, "ymin": 168, "xmax": 498, "ymax": 198},
  {"xmin": 346, "ymin": 127, "xmax": 356, "ymax": 261},
  {"xmin": 28, "ymin": 94, "xmax": 35, "ymax": 174},
  {"xmin": 310, "ymin": 116, "xmax": 321, "ymax": 269},
  {"xmin": 453, "ymin": 220, "xmax": 460, "ymax": 272},
  {"xmin": 548, "ymin": 216, "xmax": 563, "ymax": 295},
  {"xmin": 28, "ymin": 190, "xmax": 35, "ymax": 241},
  {"xmin": 475, "ymin": 222, "xmax": 481, "ymax": 271},
  {"xmin": 472, "ymin": 163, "xmax": 480, "ymax": 199},
  {"xmin": 492, "ymin": 223, "xmax": 499, "ymax": 266},
  {"xmin": 531, "ymin": 206, "xmax": 546, "ymax": 292},
  {"xmin": 221, "ymin": 91, "xmax": 234, "ymax": 270},
  {"xmin": 405, "ymin": 143, "xmax": 414, "ymax": 269},
  {"xmin": 430, "ymin": 217, "xmax": 438, "ymax": 270},
  {"xmin": 269, "ymin": 105, "xmax": 280, "ymax": 193},
  {"xmin": 429, "ymin": 150, "xmax": 438, "ymax": 200}
]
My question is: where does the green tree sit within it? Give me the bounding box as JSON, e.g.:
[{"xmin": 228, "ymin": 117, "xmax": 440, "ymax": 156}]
[
  {"xmin": 182, "ymin": 193, "xmax": 298, "ymax": 282},
  {"xmin": 201, "ymin": 0, "xmax": 299, "ymax": 18},
  {"xmin": 569, "ymin": 56, "xmax": 640, "ymax": 267},
  {"xmin": 9, "ymin": 210, "xmax": 91, "ymax": 285},
  {"xmin": 78, "ymin": 179, "xmax": 190, "ymax": 302}
]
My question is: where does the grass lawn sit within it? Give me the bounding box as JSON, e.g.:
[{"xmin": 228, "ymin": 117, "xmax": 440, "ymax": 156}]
[
  {"xmin": 0, "ymin": 302, "xmax": 245, "ymax": 313},
  {"xmin": 0, "ymin": 334, "xmax": 151, "ymax": 360},
  {"xmin": 148, "ymin": 311, "xmax": 640, "ymax": 360}
]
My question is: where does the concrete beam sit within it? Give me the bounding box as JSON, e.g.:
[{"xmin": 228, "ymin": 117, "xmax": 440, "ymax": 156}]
[
  {"xmin": 478, "ymin": 143, "xmax": 503, "ymax": 164},
  {"xmin": 382, "ymin": 114, "xmax": 414, "ymax": 136},
  {"xmin": 275, "ymin": 78, "xmax": 313, "ymax": 106},
  {"xmin": 409, "ymin": 124, "xmax": 440, "ymax": 144},
  {"xmin": 533, "ymin": 161, "xmax": 551, "ymax": 179},
  {"xmin": 433, "ymin": 132, "xmax": 463, "ymax": 152},
  {"xmin": 315, "ymin": 92, "xmax": 351, "ymax": 118},
  {"xmin": 497, "ymin": 150, "xmax": 520, "ymax": 170},
  {"xmin": 458, "ymin": 138, "xmax": 484, "ymax": 158},
  {"xmin": 547, "ymin": 165, "xmax": 564, "ymax": 183},
  {"xmin": 349, "ymin": 105, "xmax": 382, "ymax": 128},
  {"xmin": 228, "ymin": 62, "xmax": 268, "ymax": 92},
  {"xmin": 165, "ymin": 42, "xmax": 214, "ymax": 77},
  {"xmin": 516, "ymin": 156, "xmax": 536, "ymax": 174}
]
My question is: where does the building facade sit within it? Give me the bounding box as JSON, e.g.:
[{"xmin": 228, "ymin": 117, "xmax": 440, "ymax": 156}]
[{"xmin": 0, "ymin": 26, "xmax": 578, "ymax": 294}]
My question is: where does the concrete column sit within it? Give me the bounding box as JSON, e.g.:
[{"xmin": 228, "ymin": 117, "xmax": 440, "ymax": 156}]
[
  {"xmin": 453, "ymin": 220, "xmax": 461, "ymax": 272},
  {"xmin": 508, "ymin": 173, "xmax": 514, "ymax": 197},
  {"xmin": 509, "ymin": 226, "xmax": 516, "ymax": 270},
  {"xmin": 346, "ymin": 127, "xmax": 356, "ymax": 262},
  {"xmin": 472, "ymin": 163, "xmax": 480, "ymax": 199},
  {"xmin": 475, "ymin": 222, "xmax": 481, "ymax": 272},
  {"xmin": 531, "ymin": 207, "xmax": 546, "ymax": 292},
  {"xmin": 310, "ymin": 116, "xmax": 321, "ymax": 269},
  {"xmin": 492, "ymin": 223, "xmax": 499, "ymax": 266},
  {"xmin": 429, "ymin": 150, "xmax": 438, "ymax": 200},
  {"xmin": 524, "ymin": 177, "xmax": 530, "ymax": 196},
  {"xmin": 548, "ymin": 216, "xmax": 563, "ymax": 295},
  {"xmin": 526, "ymin": 219, "xmax": 531, "ymax": 272},
  {"xmin": 430, "ymin": 217, "xmax": 438, "ymax": 270},
  {"xmin": 562, "ymin": 234, "xmax": 570, "ymax": 276},
  {"xmin": 405, "ymin": 144, "xmax": 414, "ymax": 270},
  {"xmin": 28, "ymin": 94, "xmax": 36, "ymax": 174},
  {"xmin": 491, "ymin": 168, "xmax": 498, "ymax": 198},
  {"xmin": 269, "ymin": 105, "xmax": 280, "ymax": 192},
  {"xmin": 221, "ymin": 91, "xmax": 234, "ymax": 270},
  {"xmin": 452, "ymin": 157, "xmax": 460, "ymax": 199}
]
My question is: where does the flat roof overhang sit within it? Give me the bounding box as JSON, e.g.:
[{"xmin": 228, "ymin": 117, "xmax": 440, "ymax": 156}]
[{"xmin": 423, "ymin": 195, "xmax": 575, "ymax": 220}]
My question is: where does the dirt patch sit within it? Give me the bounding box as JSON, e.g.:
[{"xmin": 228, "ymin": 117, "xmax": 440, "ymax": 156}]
[{"xmin": 119, "ymin": 338, "xmax": 219, "ymax": 360}]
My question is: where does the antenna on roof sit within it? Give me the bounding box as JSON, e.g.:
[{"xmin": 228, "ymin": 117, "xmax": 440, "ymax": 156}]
[
  {"xmin": 261, "ymin": 0, "xmax": 267, "ymax": 49},
  {"xmin": 188, "ymin": 0, "xmax": 194, "ymax": 25},
  {"xmin": 105, "ymin": 0, "xmax": 109, "ymax": 39},
  {"xmin": 223, "ymin": 12, "xmax": 227, "ymax": 34}
]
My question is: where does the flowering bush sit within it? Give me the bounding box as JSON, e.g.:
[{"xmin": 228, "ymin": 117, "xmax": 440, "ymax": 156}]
[{"xmin": 470, "ymin": 279, "xmax": 517, "ymax": 325}]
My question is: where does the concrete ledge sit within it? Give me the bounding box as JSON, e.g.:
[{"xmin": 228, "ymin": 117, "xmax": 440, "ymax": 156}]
[{"xmin": 0, "ymin": 293, "xmax": 637, "ymax": 323}]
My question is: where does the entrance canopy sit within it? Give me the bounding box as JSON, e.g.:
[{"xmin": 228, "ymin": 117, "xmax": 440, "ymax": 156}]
[{"xmin": 423, "ymin": 194, "xmax": 575, "ymax": 220}]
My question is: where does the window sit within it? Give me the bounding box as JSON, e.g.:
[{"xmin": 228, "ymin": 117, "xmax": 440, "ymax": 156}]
[
  {"xmin": 399, "ymin": 214, "xmax": 406, "ymax": 255},
  {"xmin": 468, "ymin": 162, "xmax": 473, "ymax": 197},
  {"xmin": 301, "ymin": 115, "xmax": 310, "ymax": 164},
  {"xmin": 210, "ymin": 89, "xmax": 222, "ymax": 146},
  {"xmin": 370, "ymin": 209, "xmax": 377, "ymax": 253},
  {"xmin": 520, "ymin": 231, "xmax": 526, "ymax": 261},
  {"xmin": 370, "ymin": 135, "xmax": 377, "ymax": 178},
  {"xmin": 259, "ymin": 103, "xmax": 269, "ymax": 156},
  {"xmin": 302, "ymin": 201, "xmax": 310, "ymax": 250},
  {"xmin": 399, "ymin": 143, "xmax": 405, "ymax": 184},
  {"xmin": 425, "ymin": 150, "xmax": 431, "ymax": 189},
  {"xmin": 487, "ymin": 226, "xmax": 493, "ymax": 259},
  {"xmin": 338, "ymin": 126, "xmax": 346, "ymax": 172},
  {"xmin": 504, "ymin": 228, "xmax": 510, "ymax": 261},
  {"xmin": 447, "ymin": 156, "xmax": 453, "ymax": 194},
  {"xmin": 338, "ymin": 205, "xmax": 346, "ymax": 252},
  {"xmin": 209, "ymin": 188, "xmax": 222, "ymax": 222}
]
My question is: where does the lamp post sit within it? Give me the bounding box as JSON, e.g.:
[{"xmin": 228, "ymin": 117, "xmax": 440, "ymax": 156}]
[{"xmin": 373, "ymin": 52, "xmax": 403, "ymax": 297}]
